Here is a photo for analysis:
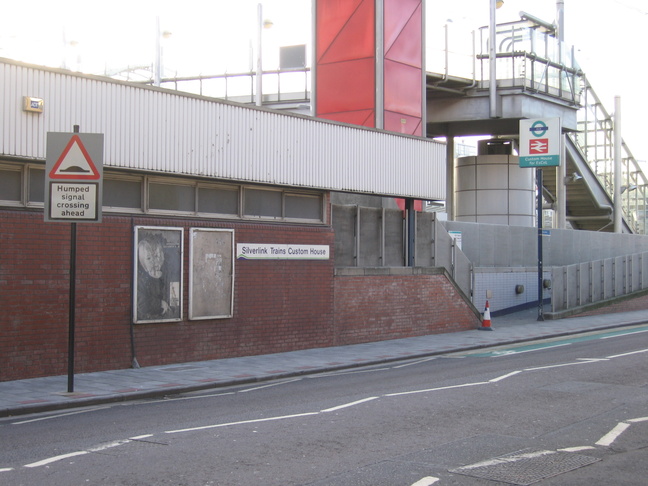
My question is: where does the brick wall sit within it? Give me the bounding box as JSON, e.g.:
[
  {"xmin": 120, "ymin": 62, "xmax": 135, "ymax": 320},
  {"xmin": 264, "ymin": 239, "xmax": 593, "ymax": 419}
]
[
  {"xmin": 1, "ymin": 211, "xmax": 335, "ymax": 381},
  {"xmin": 333, "ymin": 268, "xmax": 481, "ymax": 344},
  {"xmin": 2, "ymin": 210, "xmax": 481, "ymax": 382}
]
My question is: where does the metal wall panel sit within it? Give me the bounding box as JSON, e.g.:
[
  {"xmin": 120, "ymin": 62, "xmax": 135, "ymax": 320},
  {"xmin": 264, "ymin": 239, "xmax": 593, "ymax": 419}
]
[{"xmin": 1, "ymin": 59, "xmax": 445, "ymax": 200}]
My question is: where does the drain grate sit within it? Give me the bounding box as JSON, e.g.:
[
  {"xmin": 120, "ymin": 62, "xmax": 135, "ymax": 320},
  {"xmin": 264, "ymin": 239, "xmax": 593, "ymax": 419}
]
[{"xmin": 449, "ymin": 448, "xmax": 599, "ymax": 485}]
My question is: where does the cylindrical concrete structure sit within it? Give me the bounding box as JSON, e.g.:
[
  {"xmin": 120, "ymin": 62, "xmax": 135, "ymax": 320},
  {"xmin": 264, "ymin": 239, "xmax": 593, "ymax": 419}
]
[{"xmin": 455, "ymin": 155, "xmax": 535, "ymax": 226}]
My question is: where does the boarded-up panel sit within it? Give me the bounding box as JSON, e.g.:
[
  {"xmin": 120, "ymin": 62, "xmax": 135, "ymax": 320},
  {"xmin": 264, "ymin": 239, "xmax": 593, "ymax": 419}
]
[{"xmin": 189, "ymin": 228, "xmax": 234, "ymax": 320}]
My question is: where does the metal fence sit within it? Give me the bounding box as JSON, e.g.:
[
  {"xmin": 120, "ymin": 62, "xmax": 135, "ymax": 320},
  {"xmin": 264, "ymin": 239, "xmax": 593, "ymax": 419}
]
[{"xmin": 550, "ymin": 252, "xmax": 648, "ymax": 312}]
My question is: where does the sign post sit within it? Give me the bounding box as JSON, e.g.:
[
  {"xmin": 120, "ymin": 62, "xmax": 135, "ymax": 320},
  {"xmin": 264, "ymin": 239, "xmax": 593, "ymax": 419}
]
[
  {"xmin": 45, "ymin": 128, "xmax": 104, "ymax": 392},
  {"xmin": 519, "ymin": 118, "xmax": 561, "ymax": 321}
]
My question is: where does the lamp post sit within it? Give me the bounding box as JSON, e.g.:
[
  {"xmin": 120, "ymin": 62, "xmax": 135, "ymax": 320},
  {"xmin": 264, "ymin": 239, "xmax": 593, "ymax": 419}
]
[
  {"xmin": 154, "ymin": 17, "xmax": 172, "ymax": 87},
  {"xmin": 255, "ymin": 4, "xmax": 274, "ymax": 106},
  {"xmin": 489, "ymin": 0, "xmax": 504, "ymax": 118}
]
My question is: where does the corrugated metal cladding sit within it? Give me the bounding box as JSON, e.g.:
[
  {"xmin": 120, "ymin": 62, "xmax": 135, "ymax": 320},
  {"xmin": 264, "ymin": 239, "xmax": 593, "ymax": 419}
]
[{"xmin": 0, "ymin": 59, "xmax": 445, "ymax": 200}]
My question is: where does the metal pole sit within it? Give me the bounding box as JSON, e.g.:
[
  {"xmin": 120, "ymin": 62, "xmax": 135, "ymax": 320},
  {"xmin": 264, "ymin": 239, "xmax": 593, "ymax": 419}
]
[
  {"xmin": 537, "ymin": 168, "xmax": 545, "ymax": 321},
  {"xmin": 614, "ymin": 96, "xmax": 622, "ymax": 233},
  {"xmin": 67, "ymin": 124, "xmax": 80, "ymax": 392},
  {"xmin": 489, "ymin": 0, "xmax": 498, "ymax": 118},
  {"xmin": 256, "ymin": 3, "xmax": 263, "ymax": 107},
  {"xmin": 406, "ymin": 198, "xmax": 415, "ymax": 267}
]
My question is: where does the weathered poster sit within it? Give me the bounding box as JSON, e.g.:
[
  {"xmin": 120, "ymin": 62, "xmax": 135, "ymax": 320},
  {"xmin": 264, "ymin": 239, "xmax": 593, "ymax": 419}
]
[
  {"xmin": 189, "ymin": 228, "xmax": 234, "ymax": 319},
  {"xmin": 133, "ymin": 226, "xmax": 183, "ymax": 323}
]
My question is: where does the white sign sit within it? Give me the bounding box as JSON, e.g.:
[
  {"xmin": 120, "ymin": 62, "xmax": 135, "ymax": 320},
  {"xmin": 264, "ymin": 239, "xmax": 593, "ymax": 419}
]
[
  {"xmin": 519, "ymin": 118, "xmax": 561, "ymax": 168},
  {"xmin": 45, "ymin": 132, "xmax": 104, "ymax": 223},
  {"xmin": 49, "ymin": 182, "xmax": 98, "ymax": 220},
  {"xmin": 237, "ymin": 243, "xmax": 330, "ymax": 260},
  {"xmin": 448, "ymin": 231, "xmax": 462, "ymax": 250}
]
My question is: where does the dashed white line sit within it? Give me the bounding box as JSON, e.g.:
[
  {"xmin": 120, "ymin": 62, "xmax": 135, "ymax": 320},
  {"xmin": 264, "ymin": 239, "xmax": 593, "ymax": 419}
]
[
  {"xmin": 11, "ymin": 406, "xmax": 111, "ymax": 425},
  {"xmin": 385, "ymin": 381, "xmax": 489, "ymax": 397},
  {"xmin": 321, "ymin": 397, "xmax": 378, "ymax": 413},
  {"xmin": 239, "ymin": 378, "xmax": 302, "ymax": 393},
  {"xmin": 164, "ymin": 412, "xmax": 319, "ymax": 434},
  {"xmin": 25, "ymin": 451, "xmax": 89, "ymax": 468},
  {"xmin": 410, "ymin": 476, "xmax": 439, "ymax": 486},
  {"xmin": 606, "ymin": 348, "xmax": 648, "ymax": 359},
  {"xmin": 558, "ymin": 446, "xmax": 596, "ymax": 452},
  {"xmin": 393, "ymin": 357, "xmax": 438, "ymax": 369},
  {"xmin": 489, "ymin": 371, "xmax": 522, "ymax": 382}
]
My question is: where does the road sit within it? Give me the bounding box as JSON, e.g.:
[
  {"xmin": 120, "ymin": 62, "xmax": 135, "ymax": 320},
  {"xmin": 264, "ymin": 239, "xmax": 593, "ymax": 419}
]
[{"xmin": 1, "ymin": 325, "xmax": 647, "ymax": 485}]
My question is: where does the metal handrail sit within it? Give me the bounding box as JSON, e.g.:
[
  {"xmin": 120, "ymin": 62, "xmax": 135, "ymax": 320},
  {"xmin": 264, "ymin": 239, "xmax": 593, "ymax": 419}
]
[{"xmin": 574, "ymin": 74, "xmax": 648, "ymax": 234}]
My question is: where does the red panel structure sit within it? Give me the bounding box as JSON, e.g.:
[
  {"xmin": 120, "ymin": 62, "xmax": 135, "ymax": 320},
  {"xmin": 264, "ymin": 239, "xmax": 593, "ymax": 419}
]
[
  {"xmin": 316, "ymin": 0, "xmax": 376, "ymax": 126},
  {"xmin": 383, "ymin": 0, "xmax": 423, "ymax": 136}
]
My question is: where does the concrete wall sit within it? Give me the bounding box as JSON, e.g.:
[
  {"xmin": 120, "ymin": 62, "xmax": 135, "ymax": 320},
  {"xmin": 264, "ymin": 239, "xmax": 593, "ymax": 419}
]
[{"xmin": 444, "ymin": 221, "xmax": 648, "ymax": 267}]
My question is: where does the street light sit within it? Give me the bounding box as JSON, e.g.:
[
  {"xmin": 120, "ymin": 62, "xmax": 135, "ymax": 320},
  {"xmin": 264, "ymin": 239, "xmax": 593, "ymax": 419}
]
[
  {"xmin": 154, "ymin": 17, "xmax": 172, "ymax": 87},
  {"xmin": 256, "ymin": 3, "xmax": 274, "ymax": 106},
  {"xmin": 489, "ymin": 0, "xmax": 504, "ymax": 118}
]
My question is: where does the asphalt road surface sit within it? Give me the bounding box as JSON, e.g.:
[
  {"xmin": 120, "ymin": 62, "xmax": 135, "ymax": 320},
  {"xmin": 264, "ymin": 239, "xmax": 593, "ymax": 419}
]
[{"xmin": 1, "ymin": 325, "xmax": 647, "ymax": 485}]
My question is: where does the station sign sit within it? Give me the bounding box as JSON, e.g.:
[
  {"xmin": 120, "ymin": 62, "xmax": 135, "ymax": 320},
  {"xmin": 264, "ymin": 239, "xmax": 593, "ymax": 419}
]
[
  {"xmin": 45, "ymin": 132, "xmax": 104, "ymax": 223},
  {"xmin": 519, "ymin": 118, "xmax": 561, "ymax": 168}
]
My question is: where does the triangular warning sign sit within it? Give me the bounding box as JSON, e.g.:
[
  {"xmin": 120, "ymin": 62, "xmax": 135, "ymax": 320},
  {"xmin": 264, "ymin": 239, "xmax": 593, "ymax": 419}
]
[{"xmin": 49, "ymin": 134, "xmax": 100, "ymax": 180}]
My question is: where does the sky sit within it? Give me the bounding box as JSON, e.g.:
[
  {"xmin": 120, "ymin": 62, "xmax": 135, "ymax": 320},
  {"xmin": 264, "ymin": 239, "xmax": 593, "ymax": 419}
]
[{"xmin": 1, "ymin": 0, "xmax": 646, "ymax": 161}]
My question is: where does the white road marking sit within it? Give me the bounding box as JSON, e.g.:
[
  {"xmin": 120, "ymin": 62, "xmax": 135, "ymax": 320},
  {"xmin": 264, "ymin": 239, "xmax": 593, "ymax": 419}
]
[
  {"xmin": 321, "ymin": 397, "xmax": 378, "ymax": 413},
  {"xmin": 492, "ymin": 343, "xmax": 571, "ymax": 357},
  {"xmin": 606, "ymin": 349, "xmax": 648, "ymax": 359},
  {"xmin": 87, "ymin": 439, "xmax": 131, "ymax": 452},
  {"xmin": 393, "ymin": 357, "xmax": 438, "ymax": 369},
  {"xmin": 164, "ymin": 412, "xmax": 319, "ymax": 434},
  {"xmin": 385, "ymin": 381, "xmax": 489, "ymax": 397},
  {"xmin": 596, "ymin": 422, "xmax": 631, "ymax": 446},
  {"xmin": 311, "ymin": 368, "xmax": 391, "ymax": 378},
  {"xmin": 0, "ymin": 468, "xmax": 14, "ymax": 473},
  {"xmin": 524, "ymin": 361, "xmax": 599, "ymax": 371},
  {"xmin": 489, "ymin": 371, "xmax": 522, "ymax": 382},
  {"xmin": 25, "ymin": 451, "xmax": 88, "ymax": 468},
  {"xmin": 628, "ymin": 416, "xmax": 648, "ymax": 423},
  {"xmin": 130, "ymin": 434, "xmax": 154, "ymax": 440},
  {"xmin": 11, "ymin": 406, "xmax": 111, "ymax": 425},
  {"xmin": 558, "ymin": 446, "xmax": 596, "ymax": 452},
  {"xmin": 601, "ymin": 329, "xmax": 648, "ymax": 339},
  {"xmin": 457, "ymin": 450, "xmax": 555, "ymax": 470},
  {"xmin": 410, "ymin": 476, "xmax": 439, "ymax": 486},
  {"xmin": 239, "ymin": 378, "xmax": 302, "ymax": 393}
]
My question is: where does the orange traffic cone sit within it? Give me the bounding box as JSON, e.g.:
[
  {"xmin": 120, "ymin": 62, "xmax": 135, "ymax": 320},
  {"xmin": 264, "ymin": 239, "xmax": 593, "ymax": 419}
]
[{"xmin": 479, "ymin": 300, "xmax": 493, "ymax": 331}]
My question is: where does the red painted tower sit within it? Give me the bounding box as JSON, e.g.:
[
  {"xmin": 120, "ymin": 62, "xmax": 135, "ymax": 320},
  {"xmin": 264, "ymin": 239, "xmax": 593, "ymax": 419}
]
[{"xmin": 315, "ymin": 0, "xmax": 424, "ymax": 137}]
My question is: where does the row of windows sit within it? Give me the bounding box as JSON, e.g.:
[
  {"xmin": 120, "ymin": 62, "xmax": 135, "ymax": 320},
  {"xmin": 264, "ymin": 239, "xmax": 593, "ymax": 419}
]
[{"xmin": 0, "ymin": 162, "xmax": 325, "ymax": 223}]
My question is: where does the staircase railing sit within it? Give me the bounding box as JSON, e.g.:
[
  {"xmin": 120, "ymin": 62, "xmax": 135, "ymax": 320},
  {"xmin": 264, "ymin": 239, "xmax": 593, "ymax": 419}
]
[{"xmin": 572, "ymin": 76, "xmax": 648, "ymax": 234}]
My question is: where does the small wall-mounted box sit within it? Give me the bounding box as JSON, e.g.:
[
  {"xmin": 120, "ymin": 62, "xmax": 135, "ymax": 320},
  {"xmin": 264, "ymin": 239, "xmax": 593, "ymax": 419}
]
[{"xmin": 23, "ymin": 96, "xmax": 44, "ymax": 113}]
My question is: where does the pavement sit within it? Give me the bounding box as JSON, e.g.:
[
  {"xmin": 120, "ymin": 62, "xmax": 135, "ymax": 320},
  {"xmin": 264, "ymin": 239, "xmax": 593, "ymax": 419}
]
[{"xmin": 2, "ymin": 307, "xmax": 648, "ymax": 418}]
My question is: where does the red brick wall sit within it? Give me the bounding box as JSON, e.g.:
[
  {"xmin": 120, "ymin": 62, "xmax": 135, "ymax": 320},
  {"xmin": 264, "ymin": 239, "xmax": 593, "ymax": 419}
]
[
  {"xmin": 1, "ymin": 210, "xmax": 480, "ymax": 381},
  {"xmin": 1, "ymin": 210, "xmax": 335, "ymax": 381},
  {"xmin": 334, "ymin": 269, "xmax": 480, "ymax": 344}
]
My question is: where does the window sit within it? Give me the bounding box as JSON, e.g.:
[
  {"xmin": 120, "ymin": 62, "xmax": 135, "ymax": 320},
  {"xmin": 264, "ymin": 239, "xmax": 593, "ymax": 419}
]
[
  {"xmin": 286, "ymin": 194, "xmax": 322, "ymax": 220},
  {"xmin": 104, "ymin": 177, "xmax": 142, "ymax": 209},
  {"xmin": 198, "ymin": 185, "xmax": 239, "ymax": 215},
  {"xmin": 28, "ymin": 168, "xmax": 44, "ymax": 204},
  {"xmin": 149, "ymin": 182, "xmax": 195, "ymax": 212},
  {"xmin": 0, "ymin": 161, "xmax": 325, "ymax": 224},
  {"xmin": 244, "ymin": 188, "xmax": 282, "ymax": 218},
  {"xmin": 0, "ymin": 167, "xmax": 21, "ymax": 203}
]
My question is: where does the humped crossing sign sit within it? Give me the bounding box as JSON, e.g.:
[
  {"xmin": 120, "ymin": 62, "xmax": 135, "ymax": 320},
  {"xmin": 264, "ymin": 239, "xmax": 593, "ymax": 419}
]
[{"xmin": 45, "ymin": 132, "xmax": 104, "ymax": 223}]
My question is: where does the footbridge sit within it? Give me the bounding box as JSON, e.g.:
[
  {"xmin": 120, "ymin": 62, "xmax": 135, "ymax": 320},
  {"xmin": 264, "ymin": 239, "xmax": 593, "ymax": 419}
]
[{"xmin": 426, "ymin": 15, "xmax": 647, "ymax": 234}]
